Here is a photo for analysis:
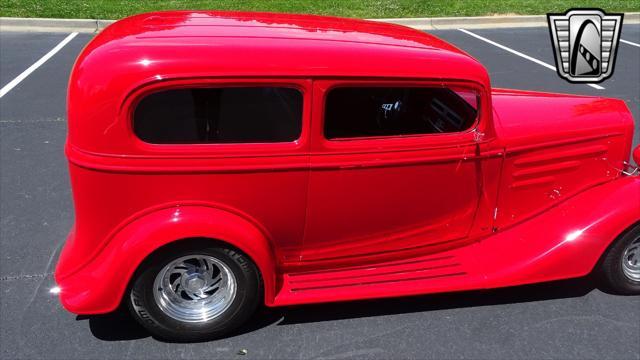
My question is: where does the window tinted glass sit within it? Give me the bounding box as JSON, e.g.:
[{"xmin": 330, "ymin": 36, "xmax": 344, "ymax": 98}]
[
  {"xmin": 324, "ymin": 87, "xmax": 478, "ymax": 139},
  {"xmin": 134, "ymin": 87, "xmax": 302, "ymax": 144}
]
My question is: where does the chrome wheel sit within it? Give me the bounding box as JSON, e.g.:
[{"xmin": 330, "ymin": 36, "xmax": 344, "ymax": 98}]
[
  {"xmin": 622, "ymin": 236, "xmax": 640, "ymax": 282},
  {"xmin": 153, "ymin": 255, "xmax": 237, "ymax": 323}
]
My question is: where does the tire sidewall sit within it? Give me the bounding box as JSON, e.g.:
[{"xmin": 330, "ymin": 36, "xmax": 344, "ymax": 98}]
[
  {"xmin": 128, "ymin": 244, "xmax": 261, "ymax": 341},
  {"xmin": 601, "ymin": 223, "xmax": 640, "ymax": 294}
]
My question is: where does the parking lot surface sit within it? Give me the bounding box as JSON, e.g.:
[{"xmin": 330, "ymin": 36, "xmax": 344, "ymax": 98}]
[{"xmin": 1, "ymin": 25, "xmax": 639, "ymax": 360}]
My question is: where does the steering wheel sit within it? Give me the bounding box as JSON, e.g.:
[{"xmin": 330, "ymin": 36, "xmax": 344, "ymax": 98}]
[{"xmin": 376, "ymin": 99, "xmax": 403, "ymax": 130}]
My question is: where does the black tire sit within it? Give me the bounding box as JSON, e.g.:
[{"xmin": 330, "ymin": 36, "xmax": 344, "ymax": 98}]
[
  {"xmin": 599, "ymin": 223, "xmax": 640, "ymax": 295},
  {"xmin": 128, "ymin": 241, "xmax": 262, "ymax": 342}
]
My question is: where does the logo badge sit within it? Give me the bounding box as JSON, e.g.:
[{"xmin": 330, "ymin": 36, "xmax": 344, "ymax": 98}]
[{"xmin": 547, "ymin": 9, "xmax": 623, "ymax": 83}]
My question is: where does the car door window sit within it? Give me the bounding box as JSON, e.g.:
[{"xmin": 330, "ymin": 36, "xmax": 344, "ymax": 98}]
[{"xmin": 324, "ymin": 87, "xmax": 478, "ymax": 139}]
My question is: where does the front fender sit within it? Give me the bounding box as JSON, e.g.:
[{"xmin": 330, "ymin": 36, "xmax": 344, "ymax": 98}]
[
  {"xmin": 481, "ymin": 176, "xmax": 640, "ymax": 288},
  {"xmin": 55, "ymin": 205, "xmax": 277, "ymax": 314}
]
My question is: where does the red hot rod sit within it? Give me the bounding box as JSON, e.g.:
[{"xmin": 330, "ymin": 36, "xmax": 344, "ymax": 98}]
[{"xmin": 55, "ymin": 11, "xmax": 640, "ymax": 341}]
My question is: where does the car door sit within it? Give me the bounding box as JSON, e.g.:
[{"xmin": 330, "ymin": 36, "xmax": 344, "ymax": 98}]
[{"xmin": 301, "ymin": 79, "xmax": 487, "ymax": 266}]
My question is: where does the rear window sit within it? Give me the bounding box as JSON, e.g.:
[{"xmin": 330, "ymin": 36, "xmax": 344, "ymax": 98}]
[
  {"xmin": 324, "ymin": 87, "xmax": 478, "ymax": 140},
  {"xmin": 134, "ymin": 87, "xmax": 303, "ymax": 144}
]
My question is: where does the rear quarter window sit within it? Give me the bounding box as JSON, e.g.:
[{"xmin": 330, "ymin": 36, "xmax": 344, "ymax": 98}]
[{"xmin": 134, "ymin": 87, "xmax": 303, "ymax": 144}]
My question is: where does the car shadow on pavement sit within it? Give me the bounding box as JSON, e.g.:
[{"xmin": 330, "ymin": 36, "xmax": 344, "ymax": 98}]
[
  {"xmin": 76, "ymin": 307, "xmax": 148, "ymax": 341},
  {"xmin": 276, "ymin": 277, "xmax": 599, "ymax": 326},
  {"xmin": 77, "ymin": 276, "xmax": 601, "ymax": 342},
  {"xmin": 76, "ymin": 302, "xmax": 284, "ymax": 342}
]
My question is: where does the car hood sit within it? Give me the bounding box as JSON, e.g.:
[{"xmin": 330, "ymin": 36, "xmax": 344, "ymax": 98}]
[
  {"xmin": 490, "ymin": 88, "xmax": 635, "ymax": 229},
  {"xmin": 491, "ymin": 88, "xmax": 634, "ymax": 153}
]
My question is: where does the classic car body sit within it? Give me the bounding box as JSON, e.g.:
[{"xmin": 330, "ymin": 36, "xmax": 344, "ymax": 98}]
[{"xmin": 56, "ymin": 11, "xmax": 639, "ymax": 327}]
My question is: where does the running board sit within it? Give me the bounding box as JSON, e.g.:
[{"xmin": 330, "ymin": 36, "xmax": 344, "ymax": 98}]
[{"xmin": 273, "ymin": 246, "xmax": 482, "ymax": 306}]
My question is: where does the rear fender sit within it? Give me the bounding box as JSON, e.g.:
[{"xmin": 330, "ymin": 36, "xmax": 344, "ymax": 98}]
[{"xmin": 56, "ymin": 205, "xmax": 276, "ymax": 314}]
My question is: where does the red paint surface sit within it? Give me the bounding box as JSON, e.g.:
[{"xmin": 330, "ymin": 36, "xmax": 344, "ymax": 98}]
[{"xmin": 56, "ymin": 11, "xmax": 640, "ymax": 314}]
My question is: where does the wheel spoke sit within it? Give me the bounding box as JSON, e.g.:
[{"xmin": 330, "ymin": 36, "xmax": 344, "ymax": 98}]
[
  {"xmin": 182, "ymin": 290, "xmax": 200, "ymax": 301},
  {"xmin": 171, "ymin": 276, "xmax": 181, "ymax": 291},
  {"xmin": 179, "ymin": 261, "xmax": 198, "ymax": 272},
  {"xmin": 169, "ymin": 267, "xmax": 188, "ymax": 277},
  {"xmin": 204, "ymin": 258, "xmax": 216, "ymax": 278},
  {"xmin": 197, "ymin": 257, "xmax": 208, "ymax": 272},
  {"xmin": 203, "ymin": 276, "xmax": 222, "ymax": 292},
  {"xmin": 153, "ymin": 254, "xmax": 237, "ymax": 322}
]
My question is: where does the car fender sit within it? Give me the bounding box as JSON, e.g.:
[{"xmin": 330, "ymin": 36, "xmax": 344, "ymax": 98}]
[
  {"xmin": 56, "ymin": 204, "xmax": 277, "ymax": 314},
  {"xmin": 481, "ymin": 176, "xmax": 640, "ymax": 288}
]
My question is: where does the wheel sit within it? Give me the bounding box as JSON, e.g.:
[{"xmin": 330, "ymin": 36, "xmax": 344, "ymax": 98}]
[
  {"xmin": 599, "ymin": 223, "xmax": 640, "ymax": 294},
  {"xmin": 128, "ymin": 242, "xmax": 262, "ymax": 342}
]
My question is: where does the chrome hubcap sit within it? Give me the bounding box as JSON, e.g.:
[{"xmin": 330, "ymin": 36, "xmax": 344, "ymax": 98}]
[
  {"xmin": 622, "ymin": 236, "xmax": 640, "ymax": 282},
  {"xmin": 153, "ymin": 255, "xmax": 236, "ymax": 323}
]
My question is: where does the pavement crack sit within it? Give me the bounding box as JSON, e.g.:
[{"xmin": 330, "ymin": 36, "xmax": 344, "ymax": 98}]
[
  {"xmin": 531, "ymin": 314, "xmax": 639, "ymax": 329},
  {"xmin": 0, "ymin": 273, "xmax": 52, "ymax": 281},
  {"xmin": 0, "ymin": 117, "xmax": 66, "ymax": 124}
]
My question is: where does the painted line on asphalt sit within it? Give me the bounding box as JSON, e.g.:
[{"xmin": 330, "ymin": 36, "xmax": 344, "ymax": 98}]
[
  {"xmin": 457, "ymin": 28, "xmax": 605, "ymax": 90},
  {"xmin": 0, "ymin": 32, "xmax": 78, "ymax": 99},
  {"xmin": 620, "ymin": 39, "xmax": 640, "ymax": 48}
]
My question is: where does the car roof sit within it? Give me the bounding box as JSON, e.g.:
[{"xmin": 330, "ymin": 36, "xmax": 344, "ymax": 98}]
[
  {"xmin": 67, "ymin": 11, "xmax": 490, "ymax": 154},
  {"xmin": 109, "ymin": 11, "xmax": 464, "ymax": 53},
  {"xmin": 79, "ymin": 11, "xmax": 488, "ymax": 80}
]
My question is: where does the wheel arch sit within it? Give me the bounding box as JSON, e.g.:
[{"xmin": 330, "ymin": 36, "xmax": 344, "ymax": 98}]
[
  {"xmin": 56, "ymin": 204, "xmax": 277, "ymax": 314},
  {"xmin": 481, "ymin": 176, "xmax": 640, "ymax": 288},
  {"xmin": 592, "ymin": 220, "xmax": 640, "ymax": 272}
]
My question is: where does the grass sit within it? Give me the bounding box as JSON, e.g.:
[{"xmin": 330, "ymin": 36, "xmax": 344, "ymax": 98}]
[{"xmin": 1, "ymin": 0, "xmax": 638, "ymax": 20}]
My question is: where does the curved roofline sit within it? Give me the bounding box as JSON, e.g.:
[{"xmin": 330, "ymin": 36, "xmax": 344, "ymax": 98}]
[
  {"xmin": 101, "ymin": 10, "xmax": 473, "ymax": 54},
  {"xmin": 67, "ymin": 11, "xmax": 491, "ymax": 154}
]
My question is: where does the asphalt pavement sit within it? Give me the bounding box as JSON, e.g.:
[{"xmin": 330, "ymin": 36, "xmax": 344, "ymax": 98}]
[{"xmin": 0, "ymin": 25, "xmax": 639, "ymax": 360}]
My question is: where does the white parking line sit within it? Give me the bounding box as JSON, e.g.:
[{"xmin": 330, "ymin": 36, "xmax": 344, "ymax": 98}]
[
  {"xmin": 620, "ymin": 39, "xmax": 640, "ymax": 48},
  {"xmin": 457, "ymin": 28, "xmax": 605, "ymax": 90},
  {"xmin": 0, "ymin": 32, "xmax": 78, "ymax": 99}
]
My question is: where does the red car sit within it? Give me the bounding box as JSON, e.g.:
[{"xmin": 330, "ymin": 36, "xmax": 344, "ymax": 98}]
[{"xmin": 56, "ymin": 11, "xmax": 640, "ymax": 341}]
